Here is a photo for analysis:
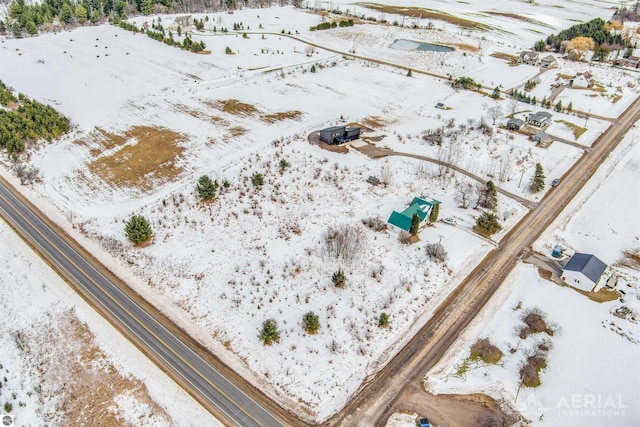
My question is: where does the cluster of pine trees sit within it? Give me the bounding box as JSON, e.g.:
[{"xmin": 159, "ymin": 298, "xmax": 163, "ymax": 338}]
[
  {"xmin": 0, "ymin": 0, "xmax": 175, "ymax": 37},
  {"xmin": 0, "ymin": 81, "xmax": 70, "ymax": 153}
]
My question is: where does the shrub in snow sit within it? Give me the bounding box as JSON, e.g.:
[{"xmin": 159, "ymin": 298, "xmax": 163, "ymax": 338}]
[
  {"xmin": 469, "ymin": 338, "xmax": 502, "ymax": 364},
  {"xmin": 251, "ymin": 173, "xmax": 264, "ymax": 187},
  {"xmin": 124, "ymin": 215, "xmax": 152, "ymax": 245},
  {"xmin": 474, "ymin": 211, "xmax": 502, "ymax": 236},
  {"xmin": 398, "ymin": 231, "xmax": 412, "ymax": 244},
  {"xmin": 259, "ymin": 319, "xmax": 280, "ymax": 346},
  {"xmin": 196, "ymin": 175, "xmax": 217, "ymax": 200},
  {"xmin": 518, "ymin": 307, "xmax": 557, "ymax": 339},
  {"xmin": 303, "ymin": 312, "xmax": 319, "ymax": 334},
  {"xmin": 322, "ymin": 224, "xmax": 365, "ymax": 265},
  {"xmin": 425, "ymin": 242, "xmax": 447, "ymax": 263},
  {"xmin": 331, "ymin": 270, "xmax": 346, "ymax": 288},
  {"xmin": 378, "ymin": 312, "xmax": 389, "ymax": 328},
  {"xmin": 361, "ymin": 216, "xmax": 387, "ymax": 232}
]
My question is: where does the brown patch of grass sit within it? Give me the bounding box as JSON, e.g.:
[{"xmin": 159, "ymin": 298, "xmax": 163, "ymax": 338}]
[
  {"xmin": 228, "ymin": 126, "xmax": 248, "ymax": 138},
  {"xmin": 470, "ymin": 338, "xmax": 503, "ymax": 364},
  {"xmin": 88, "ymin": 126, "xmax": 186, "ymax": 191},
  {"xmin": 23, "ymin": 309, "xmax": 170, "ymax": 425},
  {"xmin": 617, "ymin": 249, "xmax": 640, "ymax": 270},
  {"xmin": 261, "ymin": 110, "xmax": 304, "ymax": 123},
  {"xmin": 586, "ymin": 287, "xmax": 620, "ymax": 303},
  {"xmin": 362, "ymin": 115, "xmax": 386, "ymax": 129},
  {"xmin": 483, "ymin": 11, "xmax": 552, "ymax": 28},
  {"xmin": 555, "ymin": 119, "xmax": 587, "ymax": 140},
  {"xmin": 209, "ymin": 99, "xmax": 260, "ymax": 116},
  {"xmin": 537, "ymin": 267, "xmax": 553, "ymax": 281},
  {"xmin": 490, "ymin": 51, "xmax": 518, "ymax": 63},
  {"xmin": 448, "ymin": 42, "xmax": 480, "ymax": 52},
  {"xmin": 356, "ymin": 2, "xmax": 490, "ymax": 30}
]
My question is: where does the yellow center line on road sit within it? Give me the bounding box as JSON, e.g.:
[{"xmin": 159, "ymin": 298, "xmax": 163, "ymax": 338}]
[{"xmin": 0, "ymin": 185, "xmax": 269, "ymax": 427}]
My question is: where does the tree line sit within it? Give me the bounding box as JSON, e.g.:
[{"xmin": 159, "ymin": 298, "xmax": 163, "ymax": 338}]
[
  {"xmin": 533, "ymin": 17, "xmax": 629, "ymax": 60},
  {"xmin": 0, "ymin": 81, "xmax": 70, "ymax": 153},
  {"xmin": 0, "ymin": 0, "xmax": 291, "ymax": 37}
]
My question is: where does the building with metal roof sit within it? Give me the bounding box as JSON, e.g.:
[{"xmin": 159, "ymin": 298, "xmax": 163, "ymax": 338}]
[{"xmin": 562, "ymin": 253, "xmax": 608, "ymax": 292}]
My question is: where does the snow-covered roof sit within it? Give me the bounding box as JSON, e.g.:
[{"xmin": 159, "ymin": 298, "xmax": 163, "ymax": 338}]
[{"xmin": 563, "ymin": 253, "xmax": 607, "ymax": 283}]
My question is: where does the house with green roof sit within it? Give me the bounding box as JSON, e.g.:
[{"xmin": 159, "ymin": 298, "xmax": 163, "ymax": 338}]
[{"xmin": 387, "ymin": 197, "xmax": 441, "ymax": 232}]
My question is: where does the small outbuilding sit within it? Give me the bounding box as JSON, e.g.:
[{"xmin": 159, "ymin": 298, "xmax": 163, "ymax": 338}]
[
  {"xmin": 506, "ymin": 118, "xmax": 525, "ymax": 131},
  {"xmin": 540, "ymin": 55, "xmax": 558, "ymax": 68},
  {"xmin": 562, "ymin": 253, "xmax": 608, "ymax": 292},
  {"xmin": 532, "ymin": 131, "xmax": 551, "ymax": 145}
]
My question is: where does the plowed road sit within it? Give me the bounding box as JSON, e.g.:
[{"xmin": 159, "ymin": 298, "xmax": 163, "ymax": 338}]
[
  {"xmin": 0, "ymin": 178, "xmax": 285, "ymax": 427},
  {"xmin": 0, "ymin": 90, "xmax": 638, "ymax": 427},
  {"xmin": 323, "ymin": 96, "xmax": 640, "ymax": 426}
]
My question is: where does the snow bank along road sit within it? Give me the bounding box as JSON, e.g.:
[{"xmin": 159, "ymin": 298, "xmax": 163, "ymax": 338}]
[
  {"xmin": 0, "ymin": 176, "xmax": 286, "ymax": 427},
  {"xmin": 324, "ymin": 95, "xmax": 640, "ymax": 426}
]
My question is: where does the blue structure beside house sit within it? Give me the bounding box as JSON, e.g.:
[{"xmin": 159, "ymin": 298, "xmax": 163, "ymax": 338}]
[{"xmin": 387, "ymin": 197, "xmax": 441, "ymax": 231}]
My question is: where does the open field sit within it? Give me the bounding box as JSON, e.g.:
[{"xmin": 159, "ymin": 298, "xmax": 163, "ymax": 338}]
[{"xmin": 1, "ymin": 0, "xmax": 639, "ymax": 423}]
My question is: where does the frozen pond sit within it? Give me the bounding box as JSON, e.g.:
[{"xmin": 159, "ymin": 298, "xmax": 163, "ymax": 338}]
[{"xmin": 391, "ymin": 39, "xmax": 454, "ymax": 52}]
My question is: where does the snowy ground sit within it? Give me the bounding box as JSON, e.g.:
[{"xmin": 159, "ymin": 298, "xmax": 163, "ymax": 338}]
[
  {"xmin": 0, "ymin": 197, "xmax": 220, "ymax": 426},
  {"xmin": 426, "ymin": 125, "xmax": 640, "ymax": 426},
  {"xmin": 0, "ymin": 0, "xmax": 637, "ymax": 422}
]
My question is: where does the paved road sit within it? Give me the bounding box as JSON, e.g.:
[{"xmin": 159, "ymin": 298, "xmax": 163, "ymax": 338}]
[
  {"xmin": 324, "ymin": 86, "xmax": 640, "ymax": 427},
  {"xmin": 0, "ymin": 177, "xmax": 284, "ymax": 427}
]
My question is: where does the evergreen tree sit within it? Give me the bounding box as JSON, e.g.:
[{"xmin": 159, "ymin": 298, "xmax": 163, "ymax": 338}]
[
  {"xmin": 555, "ymin": 100, "xmax": 563, "ymax": 112},
  {"xmin": 567, "ymin": 102, "xmax": 573, "ymax": 113},
  {"xmin": 140, "ymin": 0, "xmax": 152, "ymax": 15},
  {"xmin": 196, "ymin": 175, "xmax": 217, "ymax": 200},
  {"xmin": 530, "ymin": 163, "xmax": 546, "ymax": 193},
  {"xmin": 76, "ymin": 4, "xmax": 87, "ymax": 24},
  {"xmin": 26, "ymin": 20, "xmax": 37, "ymax": 35},
  {"xmin": 492, "ymin": 86, "xmax": 501, "ymax": 99},
  {"xmin": 475, "ymin": 211, "xmax": 502, "ymax": 235},
  {"xmin": 125, "ymin": 215, "xmax": 152, "ymax": 244},
  {"xmin": 258, "ymin": 319, "xmax": 280, "ymax": 345},
  {"xmin": 409, "ymin": 212, "xmax": 420, "ymax": 236},
  {"xmin": 407, "ymin": 69, "xmax": 412, "ymax": 77},
  {"xmin": 378, "ymin": 312, "xmax": 390, "ymax": 328},
  {"xmin": 534, "ymin": 39, "xmax": 546, "ymax": 52},
  {"xmin": 60, "ymin": 3, "xmax": 74, "ymax": 24},
  {"xmin": 251, "ymin": 172, "xmax": 264, "ymax": 187},
  {"xmin": 0, "ymin": 20, "xmax": 6, "ymax": 34},
  {"xmin": 303, "ymin": 312, "xmax": 320, "ymax": 334},
  {"xmin": 429, "ymin": 203, "xmax": 439, "ymax": 223}
]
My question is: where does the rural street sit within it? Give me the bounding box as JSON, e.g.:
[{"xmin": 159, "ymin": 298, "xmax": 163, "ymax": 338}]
[
  {"xmin": 0, "ymin": 26, "xmax": 638, "ymax": 426},
  {"xmin": 0, "ymin": 177, "xmax": 287, "ymax": 427},
  {"xmin": 323, "ymin": 89, "xmax": 640, "ymax": 427}
]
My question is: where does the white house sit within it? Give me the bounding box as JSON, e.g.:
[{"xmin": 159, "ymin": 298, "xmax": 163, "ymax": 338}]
[{"xmin": 562, "ymin": 253, "xmax": 608, "ymax": 292}]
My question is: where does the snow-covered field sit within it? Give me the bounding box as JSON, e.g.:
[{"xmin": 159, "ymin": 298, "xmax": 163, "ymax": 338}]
[
  {"xmin": 1, "ymin": 0, "xmax": 638, "ymax": 422},
  {"xmin": 426, "ymin": 126, "xmax": 640, "ymax": 426}
]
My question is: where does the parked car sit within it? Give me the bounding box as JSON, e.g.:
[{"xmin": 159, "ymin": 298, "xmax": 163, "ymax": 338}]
[
  {"xmin": 442, "ymin": 217, "xmax": 457, "ymax": 225},
  {"xmin": 551, "ymin": 178, "xmax": 560, "ymax": 187},
  {"xmin": 418, "ymin": 418, "xmax": 431, "ymax": 427}
]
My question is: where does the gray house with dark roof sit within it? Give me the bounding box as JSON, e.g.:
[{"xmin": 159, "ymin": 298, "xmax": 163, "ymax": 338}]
[
  {"xmin": 527, "ymin": 111, "xmax": 552, "ymax": 128},
  {"xmin": 562, "ymin": 253, "xmax": 608, "ymax": 292}
]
